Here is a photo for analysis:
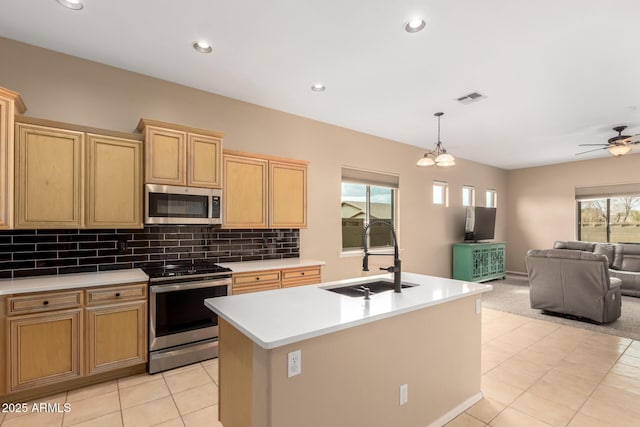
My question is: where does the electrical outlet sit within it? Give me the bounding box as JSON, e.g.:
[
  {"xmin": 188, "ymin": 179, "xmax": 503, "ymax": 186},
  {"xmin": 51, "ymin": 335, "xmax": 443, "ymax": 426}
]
[
  {"xmin": 475, "ymin": 298, "xmax": 482, "ymax": 314},
  {"xmin": 287, "ymin": 350, "xmax": 302, "ymax": 377},
  {"xmin": 399, "ymin": 384, "xmax": 408, "ymax": 405}
]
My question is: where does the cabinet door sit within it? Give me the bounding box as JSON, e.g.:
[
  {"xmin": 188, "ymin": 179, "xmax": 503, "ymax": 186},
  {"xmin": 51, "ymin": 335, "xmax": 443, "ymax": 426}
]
[
  {"xmin": 0, "ymin": 97, "xmax": 13, "ymax": 229},
  {"xmin": 86, "ymin": 300, "xmax": 147, "ymax": 375},
  {"xmin": 8, "ymin": 308, "xmax": 83, "ymax": 391},
  {"xmin": 270, "ymin": 161, "xmax": 307, "ymax": 228},
  {"xmin": 15, "ymin": 124, "xmax": 84, "ymax": 228},
  {"xmin": 86, "ymin": 134, "xmax": 143, "ymax": 228},
  {"xmin": 188, "ymin": 133, "xmax": 222, "ymax": 188},
  {"xmin": 223, "ymin": 154, "xmax": 268, "ymax": 228},
  {"xmin": 145, "ymin": 126, "xmax": 186, "ymax": 185}
]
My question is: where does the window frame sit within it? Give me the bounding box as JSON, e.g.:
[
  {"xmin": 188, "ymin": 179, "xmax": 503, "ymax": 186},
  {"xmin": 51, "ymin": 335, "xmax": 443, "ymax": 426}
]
[
  {"xmin": 486, "ymin": 189, "xmax": 497, "ymax": 208},
  {"xmin": 340, "ymin": 178, "xmax": 398, "ymax": 254},
  {"xmin": 462, "ymin": 185, "xmax": 475, "ymax": 207},
  {"xmin": 577, "ymin": 196, "xmax": 640, "ymax": 243},
  {"xmin": 433, "ymin": 181, "xmax": 449, "ymax": 207}
]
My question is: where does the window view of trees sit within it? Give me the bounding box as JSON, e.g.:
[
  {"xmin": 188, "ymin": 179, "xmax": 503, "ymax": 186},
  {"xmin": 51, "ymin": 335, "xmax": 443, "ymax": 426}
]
[
  {"xmin": 341, "ymin": 183, "xmax": 395, "ymax": 250},
  {"xmin": 579, "ymin": 196, "xmax": 640, "ymax": 243}
]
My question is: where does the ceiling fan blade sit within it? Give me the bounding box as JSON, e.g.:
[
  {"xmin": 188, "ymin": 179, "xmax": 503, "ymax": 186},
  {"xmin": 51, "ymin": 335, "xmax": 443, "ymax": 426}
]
[
  {"xmin": 629, "ymin": 134, "xmax": 640, "ymax": 144},
  {"xmin": 578, "ymin": 144, "xmax": 609, "ymax": 146},
  {"xmin": 575, "ymin": 147, "xmax": 608, "ymax": 155}
]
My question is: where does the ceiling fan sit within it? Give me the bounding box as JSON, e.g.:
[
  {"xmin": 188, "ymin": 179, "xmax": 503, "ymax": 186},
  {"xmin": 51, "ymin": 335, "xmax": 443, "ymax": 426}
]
[{"xmin": 577, "ymin": 126, "xmax": 640, "ymax": 157}]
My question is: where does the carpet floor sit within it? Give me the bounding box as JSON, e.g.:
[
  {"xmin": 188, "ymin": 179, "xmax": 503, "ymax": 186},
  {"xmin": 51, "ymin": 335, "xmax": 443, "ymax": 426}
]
[{"xmin": 481, "ymin": 274, "xmax": 640, "ymax": 341}]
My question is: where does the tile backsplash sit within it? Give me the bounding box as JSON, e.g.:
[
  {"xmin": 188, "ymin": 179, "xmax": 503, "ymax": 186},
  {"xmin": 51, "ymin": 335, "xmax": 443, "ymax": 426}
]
[{"xmin": 0, "ymin": 226, "xmax": 300, "ymax": 279}]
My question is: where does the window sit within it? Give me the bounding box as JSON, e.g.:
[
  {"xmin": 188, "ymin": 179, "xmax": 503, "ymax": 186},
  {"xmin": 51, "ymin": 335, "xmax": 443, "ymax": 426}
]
[
  {"xmin": 433, "ymin": 181, "xmax": 449, "ymax": 206},
  {"xmin": 341, "ymin": 168, "xmax": 398, "ymax": 251},
  {"xmin": 486, "ymin": 189, "xmax": 497, "ymax": 208},
  {"xmin": 576, "ymin": 184, "xmax": 640, "ymax": 243},
  {"xmin": 462, "ymin": 186, "xmax": 475, "ymax": 207}
]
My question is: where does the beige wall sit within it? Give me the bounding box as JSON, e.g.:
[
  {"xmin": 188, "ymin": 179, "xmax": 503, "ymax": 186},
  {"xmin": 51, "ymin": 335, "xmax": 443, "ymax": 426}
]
[
  {"xmin": 0, "ymin": 37, "xmax": 508, "ymax": 281},
  {"xmin": 227, "ymin": 296, "xmax": 481, "ymax": 427},
  {"xmin": 506, "ymin": 153, "xmax": 640, "ymax": 273}
]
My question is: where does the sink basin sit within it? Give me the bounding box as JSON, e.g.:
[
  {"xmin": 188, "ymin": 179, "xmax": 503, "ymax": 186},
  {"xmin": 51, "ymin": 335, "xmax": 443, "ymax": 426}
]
[{"xmin": 324, "ymin": 279, "xmax": 416, "ymax": 297}]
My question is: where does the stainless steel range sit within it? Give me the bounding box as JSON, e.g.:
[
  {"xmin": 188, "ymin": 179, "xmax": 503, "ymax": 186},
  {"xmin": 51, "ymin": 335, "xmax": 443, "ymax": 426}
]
[{"xmin": 141, "ymin": 260, "xmax": 232, "ymax": 374}]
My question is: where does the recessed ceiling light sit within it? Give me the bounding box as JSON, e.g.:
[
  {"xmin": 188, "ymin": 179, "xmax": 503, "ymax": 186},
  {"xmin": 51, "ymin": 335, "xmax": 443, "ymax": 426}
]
[
  {"xmin": 311, "ymin": 83, "xmax": 326, "ymax": 92},
  {"xmin": 405, "ymin": 18, "xmax": 426, "ymax": 33},
  {"xmin": 193, "ymin": 41, "xmax": 213, "ymax": 54},
  {"xmin": 56, "ymin": 0, "xmax": 83, "ymax": 10}
]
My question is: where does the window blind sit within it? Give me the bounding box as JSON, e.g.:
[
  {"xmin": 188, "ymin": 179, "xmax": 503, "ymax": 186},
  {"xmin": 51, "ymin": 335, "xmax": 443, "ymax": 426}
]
[
  {"xmin": 575, "ymin": 183, "xmax": 640, "ymax": 200},
  {"xmin": 341, "ymin": 167, "xmax": 399, "ymax": 188}
]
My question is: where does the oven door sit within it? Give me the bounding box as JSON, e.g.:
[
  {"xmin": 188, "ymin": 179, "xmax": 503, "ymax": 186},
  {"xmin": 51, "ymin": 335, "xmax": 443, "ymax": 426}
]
[
  {"xmin": 145, "ymin": 184, "xmax": 213, "ymax": 225},
  {"xmin": 149, "ymin": 278, "xmax": 230, "ymax": 351}
]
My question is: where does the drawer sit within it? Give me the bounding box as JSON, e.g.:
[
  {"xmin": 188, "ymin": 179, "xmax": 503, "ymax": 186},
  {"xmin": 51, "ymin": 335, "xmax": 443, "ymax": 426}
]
[
  {"xmin": 86, "ymin": 283, "xmax": 147, "ymax": 305},
  {"xmin": 232, "ymin": 282, "xmax": 280, "ymax": 295},
  {"xmin": 7, "ymin": 290, "xmax": 83, "ymax": 315},
  {"xmin": 282, "ymin": 276, "xmax": 321, "ymax": 288},
  {"xmin": 282, "ymin": 266, "xmax": 321, "ymax": 281},
  {"xmin": 233, "ymin": 270, "xmax": 281, "ymax": 287}
]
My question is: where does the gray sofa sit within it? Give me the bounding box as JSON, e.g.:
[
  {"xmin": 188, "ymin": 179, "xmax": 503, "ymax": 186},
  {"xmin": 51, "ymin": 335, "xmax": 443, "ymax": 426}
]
[
  {"xmin": 526, "ymin": 248, "xmax": 622, "ymax": 323},
  {"xmin": 553, "ymin": 240, "xmax": 640, "ymax": 297}
]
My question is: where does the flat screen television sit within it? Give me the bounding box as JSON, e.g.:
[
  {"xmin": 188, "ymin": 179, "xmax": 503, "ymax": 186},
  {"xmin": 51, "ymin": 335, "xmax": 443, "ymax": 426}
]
[{"xmin": 464, "ymin": 207, "xmax": 496, "ymax": 242}]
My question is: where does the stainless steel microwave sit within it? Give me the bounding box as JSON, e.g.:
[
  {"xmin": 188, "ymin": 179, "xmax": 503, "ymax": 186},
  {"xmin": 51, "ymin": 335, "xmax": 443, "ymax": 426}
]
[{"xmin": 145, "ymin": 184, "xmax": 222, "ymax": 225}]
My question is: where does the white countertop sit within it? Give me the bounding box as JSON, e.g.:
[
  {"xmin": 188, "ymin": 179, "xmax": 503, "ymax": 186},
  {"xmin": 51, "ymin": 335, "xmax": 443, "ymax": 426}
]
[
  {"xmin": 0, "ymin": 269, "xmax": 149, "ymax": 295},
  {"xmin": 218, "ymin": 258, "xmax": 325, "ymax": 273},
  {"xmin": 205, "ymin": 272, "xmax": 492, "ymax": 349}
]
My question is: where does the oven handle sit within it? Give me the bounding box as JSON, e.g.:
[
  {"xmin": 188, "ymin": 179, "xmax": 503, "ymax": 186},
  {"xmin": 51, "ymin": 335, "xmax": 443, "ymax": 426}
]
[{"xmin": 150, "ymin": 279, "xmax": 231, "ymax": 293}]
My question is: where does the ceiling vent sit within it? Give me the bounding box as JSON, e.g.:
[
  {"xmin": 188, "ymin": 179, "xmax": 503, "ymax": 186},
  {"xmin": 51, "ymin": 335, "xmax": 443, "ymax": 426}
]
[{"xmin": 456, "ymin": 91, "xmax": 487, "ymax": 105}]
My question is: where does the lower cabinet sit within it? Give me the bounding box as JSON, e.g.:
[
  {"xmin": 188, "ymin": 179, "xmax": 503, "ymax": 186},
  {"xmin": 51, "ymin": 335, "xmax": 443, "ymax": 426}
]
[
  {"xmin": 3, "ymin": 283, "xmax": 147, "ymax": 395},
  {"xmin": 8, "ymin": 308, "xmax": 83, "ymax": 392},
  {"xmin": 452, "ymin": 242, "xmax": 506, "ymax": 282},
  {"xmin": 86, "ymin": 300, "xmax": 147, "ymax": 375},
  {"xmin": 231, "ymin": 265, "xmax": 322, "ymax": 295}
]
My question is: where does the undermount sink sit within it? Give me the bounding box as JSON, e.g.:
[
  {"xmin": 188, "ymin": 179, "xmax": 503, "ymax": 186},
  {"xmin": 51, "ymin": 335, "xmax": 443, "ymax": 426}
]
[{"xmin": 324, "ymin": 279, "xmax": 416, "ymax": 298}]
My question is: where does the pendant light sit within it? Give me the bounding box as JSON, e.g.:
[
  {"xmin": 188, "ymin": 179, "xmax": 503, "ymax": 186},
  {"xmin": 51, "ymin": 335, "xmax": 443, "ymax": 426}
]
[{"xmin": 416, "ymin": 112, "xmax": 456, "ymax": 167}]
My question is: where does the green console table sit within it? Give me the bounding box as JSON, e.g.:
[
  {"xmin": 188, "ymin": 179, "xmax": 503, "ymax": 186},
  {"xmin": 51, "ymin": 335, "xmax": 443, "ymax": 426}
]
[{"xmin": 453, "ymin": 242, "xmax": 506, "ymax": 282}]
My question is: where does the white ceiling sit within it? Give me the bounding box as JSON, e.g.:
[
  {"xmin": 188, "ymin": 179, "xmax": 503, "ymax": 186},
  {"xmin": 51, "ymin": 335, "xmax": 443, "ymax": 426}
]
[{"xmin": 1, "ymin": 0, "xmax": 639, "ymax": 170}]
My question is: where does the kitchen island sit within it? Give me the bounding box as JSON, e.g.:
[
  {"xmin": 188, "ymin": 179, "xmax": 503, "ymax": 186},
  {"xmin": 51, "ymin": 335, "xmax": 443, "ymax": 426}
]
[{"xmin": 205, "ymin": 272, "xmax": 492, "ymax": 427}]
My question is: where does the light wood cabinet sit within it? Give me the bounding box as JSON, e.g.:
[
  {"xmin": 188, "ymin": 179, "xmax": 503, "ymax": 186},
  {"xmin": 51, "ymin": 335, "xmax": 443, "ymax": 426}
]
[
  {"xmin": 0, "ymin": 87, "xmax": 26, "ymax": 230},
  {"xmin": 270, "ymin": 161, "xmax": 307, "ymax": 228},
  {"xmin": 8, "ymin": 307, "xmax": 83, "ymax": 392},
  {"xmin": 223, "ymin": 150, "xmax": 308, "ymax": 229},
  {"xmin": 4, "ymin": 283, "xmax": 147, "ymax": 395},
  {"xmin": 86, "ymin": 134, "xmax": 143, "ymax": 228},
  {"xmin": 138, "ymin": 119, "xmax": 223, "ymax": 189},
  {"xmin": 223, "ymin": 154, "xmax": 268, "ymax": 228},
  {"xmin": 14, "ymin": 117, "xmax": 144, "ymax": 229},
  {"xmin": 231, "ymin": 265, "xmax": 322, "ymax": 294},
  {"xmin": 15, "ymin": 123, "xmax": 84, "ymax": 228}
]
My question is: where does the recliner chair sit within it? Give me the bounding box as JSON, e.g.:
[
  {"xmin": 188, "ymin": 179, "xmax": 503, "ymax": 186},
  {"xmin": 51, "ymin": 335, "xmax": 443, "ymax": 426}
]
[{"xmin": 525, "ymin": 248, "xmax": 622, "ymax": 324}]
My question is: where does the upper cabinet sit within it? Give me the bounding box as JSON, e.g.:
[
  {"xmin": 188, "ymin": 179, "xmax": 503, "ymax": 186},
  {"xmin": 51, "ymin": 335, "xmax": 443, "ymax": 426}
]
[
  {"xmin": 0, "ymin": 87, "xmax": 26, "ymax": 230},
  {"xmin": 138, "ymin": 119, "xmax": 223, "ymax": 189},
  {"xmin": 14, "ymin": 117, "xmax": 143, "ymax": 229},
  {"xmin": 223, "ymin": 150, "xmax": 308, "ymax": 229}
]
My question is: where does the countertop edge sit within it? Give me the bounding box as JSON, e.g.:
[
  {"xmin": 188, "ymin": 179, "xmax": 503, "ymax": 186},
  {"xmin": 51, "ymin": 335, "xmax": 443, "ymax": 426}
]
[
  {"xmin": 218, "ymin": 258, "xmax": 326, "ymax": 273},
  {"xmin": 0, "ymin": 269, "xmax": 149, "ymax": 295},
  {"xmin": 207, "ymin": 281, "xmax": 493, "ymax": 350}
]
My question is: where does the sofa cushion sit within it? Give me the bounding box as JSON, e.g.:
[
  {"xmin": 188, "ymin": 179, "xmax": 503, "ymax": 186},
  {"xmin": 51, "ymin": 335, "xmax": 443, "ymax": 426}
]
[
  {"xmin": 594, "ymin": 243, "xmax": 616, "ymax": 268},
  {"xmin": 621, "ymin": 255, "xmax": 640, "ymax": 272},
  {"xmin": 553, "ymin": 240, "xmax": 596, "ymax": 252}
]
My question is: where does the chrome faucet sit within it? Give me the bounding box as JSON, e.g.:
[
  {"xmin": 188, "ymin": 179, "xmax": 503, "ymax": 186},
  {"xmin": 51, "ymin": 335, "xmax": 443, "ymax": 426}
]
[{"xmin": 362, "ymin": 221, "xmax": 402, "ymax": 293}]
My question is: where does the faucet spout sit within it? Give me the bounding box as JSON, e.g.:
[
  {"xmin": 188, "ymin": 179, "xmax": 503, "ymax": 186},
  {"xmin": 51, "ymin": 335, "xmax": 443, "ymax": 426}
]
[{"xmin": 361, "ymin": 221, "xmax": 402, "ymax": 293}]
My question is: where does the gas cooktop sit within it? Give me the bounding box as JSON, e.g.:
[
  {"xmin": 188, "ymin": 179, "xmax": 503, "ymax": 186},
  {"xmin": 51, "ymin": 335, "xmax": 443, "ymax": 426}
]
[{"xmin": 141, "ymin": 260, "xmax": 232, "ymax": 279}]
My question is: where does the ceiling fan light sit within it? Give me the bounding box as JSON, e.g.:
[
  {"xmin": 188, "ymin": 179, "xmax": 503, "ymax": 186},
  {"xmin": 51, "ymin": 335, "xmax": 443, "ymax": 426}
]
[
  {"xmin": 608, "ymin": 145, "xmax": 632, "ymax": 156},
  {"xmin": 417, "ymin": 156, "xmax": 435, "ymax": 166}
]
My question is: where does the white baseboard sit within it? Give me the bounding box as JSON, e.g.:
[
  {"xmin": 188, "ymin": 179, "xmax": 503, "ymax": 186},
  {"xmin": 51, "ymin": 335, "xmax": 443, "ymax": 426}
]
[{"xmin": 427, "ymin": 391, "xmax": 483, "ymax": 427}]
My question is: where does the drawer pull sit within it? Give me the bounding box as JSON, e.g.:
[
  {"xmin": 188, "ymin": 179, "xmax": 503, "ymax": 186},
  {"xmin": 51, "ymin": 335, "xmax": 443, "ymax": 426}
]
[
  {"xmin": 43, "ymin": 300, "xmax": 49, "ymax": 306},
  {"xmin": 301, "ymin": 272, "xmax": 305, "ymax": 275},
  {"xmin": 256, "ymin": 277, "xmax": 260, "ymax": 280},
  {"xmin": 115, "ymin": 292, "xmax": 121, "ymax": 297}
]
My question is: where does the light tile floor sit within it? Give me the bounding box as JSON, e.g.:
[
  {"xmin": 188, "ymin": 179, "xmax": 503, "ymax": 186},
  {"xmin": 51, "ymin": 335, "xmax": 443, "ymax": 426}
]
[
  {"xmin": 0, "ymin": 359, "xmax": 221, "ymax": 427},
  {"xmin": 2, "ymin": 308, "xmax": 640, "ymax": 426}
]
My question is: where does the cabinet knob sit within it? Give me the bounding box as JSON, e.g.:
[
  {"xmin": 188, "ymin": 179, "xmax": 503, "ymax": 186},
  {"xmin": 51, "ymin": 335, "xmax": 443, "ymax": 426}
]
[
  {"xmin": 43, "ymin": 300, "xmax": 49, "ymax": 306},
  {"xmin": 255, "ymin": 277, "xmax": 260, "ymax": 281},
  {"xmin": 301, "ymin": 272, "xmax": 305, "ymax": 275},
  {"xmin": 115, "ymin": 292, "xmax": 121, "ymax": 297}
]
